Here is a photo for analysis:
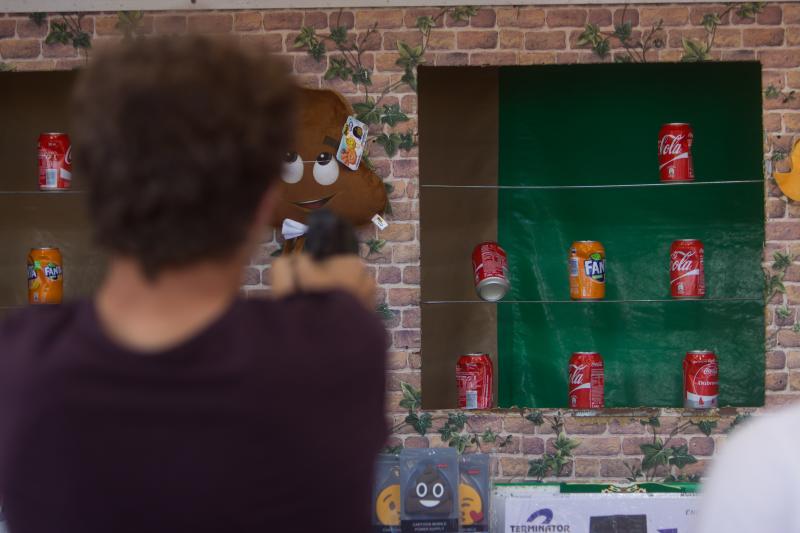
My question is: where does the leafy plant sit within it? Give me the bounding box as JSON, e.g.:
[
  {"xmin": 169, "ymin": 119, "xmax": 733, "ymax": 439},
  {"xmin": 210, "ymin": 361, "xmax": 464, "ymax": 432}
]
[
  {"xmin": 0, "ymin": 62, "xmax": 15, "ymax": 72},
  {"xmin": 365, "ymin": 238, "xmax": 387, "ymax": 257},
  {"xmin": 45, "ymin": 13, "xmax": 92, "ymax": 62},
  {"xmin": 116, "ymin": 11, "xmax": 145, "ymax": 41},
  {"xmin": 682, "ymin": 3, "xmax": 765, "ymax": 62},
  {"xmin": 526, "ymin": 411, "xmax": 581, "ymax": 481},
  {"xmin": 776, "ymin": 305, "xmax": 792, "ymax": 320},
  {"xmin": 764, "ymin": 251, "xmax": 791, "ymax": 301},
  {"xmin": 28, "ymin": 13, "xmax": 47, "ymax": 26},
  {"xmin": 578, "ymin": 5, "xmax": 664, "ymax": 63},
  {"xmin": 765, "ymin": 85, "xmax": 796, "ymax": 104},
  {"xmin": 376, "ymin": 303, "xmax": 395, "ymax": 321},
  {"xmin": 624, "ymin": 416, "xmax": 704, "ymax": 482}
]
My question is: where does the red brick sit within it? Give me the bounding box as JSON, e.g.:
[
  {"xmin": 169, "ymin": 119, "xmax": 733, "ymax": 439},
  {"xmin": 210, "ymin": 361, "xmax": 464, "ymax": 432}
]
[
  {"xmin": 786, "ymin": 5, "xmax": 800, "ymax": 24},
  {"xmin": 187, "ymin": 14, "xmax": 232, "ymax": 34},
  {"xmin": 520, "ymin": 51, "xmax": 556, "ymax": 65},
  {"xmin": 764, "ymin": 112, "xmax": 782, "ymax": 133},
  {"xmin": 689, "ymin": 436, "xmax": 715, "ymax": 456},
  {"xmin": 42, "ymin": 42, "xmax": 77, "ymax": 58},
  {"xmin": 789, "ymin": 351, "xmax": 800, "ymax": 369},
  {"xmin": 427, "ymin": 31, "xmax": 455, "ymax": 50},
  {"xmin": 356, "ymin": 31, "xmax": 382, "ymax": 51},
  {"xmin": 689, "ymin": 5, "xmax": 730, "ymax": 26},
  {"xmin": 470, "ymin": 9, "xmax": 497, "ymax": 28},
  {"xmin": 262, "ymin": 11, "xmax": 302, "ymax": 30},
  {"xmin": 574, "ymin": 437, "xmax": 620, "ymax": 456},
  {"xmin": 765, "ymin": 392, "xmax": 800, "ymax": 407},
  {"xmin": 402, "ymin": 266, "xmax": 420, "ymax": 285},
  {"xmin": 546, "ymin": 8, "xmax": 587, "ymax": 28},
  {"xmin": 386, "ymin": 351, "xmax": 408, "ymax": 370},
  {"xmin": 787, "ymin": 27, "xmax": 800, "ymax": 47},
  {"xmin": 95, "ymin": 15, "xmax": 121, "ymax": 36},
  {"xmin": 304, "ymin": 11, "xmax": 328, "ymax": 30},
  {"xmin": 402, "ymin": 308, "xmax": 420, "ymax": 328},
  {"xmin": 575, "ymin": 458, "xmax": 600, "ymax": 477},
  {"xmin": 470, "ymin": 51, "xmax": 517, "ymax": 65},
  {"xmin": 154, "ymin": 15, "xmax": 186, "ymax": 35},
  {"xmin": 614, "ymin": 7, "xmax": 639, "ymax": 27},
  {"xmin": 564, "ymin": 418, "xmax": 607, "ymax": 434},
  {"xmin": 377, "ymin": 266, "xmax": 401, "ymax": 284},
  {"xmin": 520, "ymin": 436, "xmax": 544, "ymax": 454},
  {"xmin": 11, "ymin": 60, "xmax": 56, "ymax": 71},
  {"xmin": 0, "ymin": 39, "xmax": 39, "ymax": 59},
  {"xmin": 234, "ymin": 11, "xmax": 262, "ymax": 32},
  {"xmin": 380, "ymin": 222, "xmax": 414, "ymax": 242},
  {"xmin": 600, "ymin": 459, "xmax": 638, "ymax": 478},
  {"xmin": 16, "ymin": 18, "xmax": 47, "ymax": 38},
  {"xmin": 241, "ymin": 267, "xmax": 260, "ymax": 286},
  {"xmin": 408, "ymin": 352, "xmax": 421, "ymax": 370},
  {"xmin": 294, "ymin": 54, "xmax": 327, "ymax": 74},
  {"xmin": 588, "ymin": 9, "xmax": 612, "ymax": 27},
  {"xmin": 239, "ymin": 34, "xmax": 283, "ymax": 54},
  {"xmin": 503, "ymin": 416, "xmax": 536, "ymax": 434},
  {"xmin": 393, "ymin": 329, "xmax": 420, "ymax": 349},
  {"xmin": 499, "ymin": 457, "xmax": 529, "ymax": 477},
  {"xmin": 791, "ymin": 372, "xmax": 800, "ymax": 391},
  {"xmin": 404, "ymin": 436, "xmax": 429, "ymax": 448},
  {"xmin": 743, "ymin": 27, "xmax": 784, "ymax": 47},
  {"xmin": 355, "ymin": 9, "xmax": 403, "ymax": 29},
  {"xmin": 525, "ymin": 31, "xmax": 566, "ymax": 50},
  {"xmin": 640, "ymin": 6, "xmax": 689, "ymax": 27},
  {"xmin": 457, "ymin": 30, "xmax": 498, "ymax": 49},
  {"xmin": 757, "ymin": 5, "xmax": 782, "ymax": 25},
  {"xmin": 387, "ymin": 288, "xmax": 419, "ymax": 307},
  {"xmin": 497, "ymin": 7, "xmax": 545, "ymax": 28},
  {"xmin": 768, "ymin": 221, "xmax": 800, "ymax": 240},
  {"xmin": 383, "ymin": 30, "xmax": 422, "ymax": 50},
  {"xmin": 766, "ymin": 371, "xmax": 788, "ymax": 391},
  {"xmin": 393, "ymin": 243, "xmax": 419, "ymax": 264},
  {"xmin": 608, "ymin": 418, "xmax": 646, "ymax": 434},
  {"xmin": 500, "ymin": 29, "xmax": 524, "ymax": 49},
  {"xmin": 759, "ymin": 49, "xmax": 800, "ymax": 68},
  {"xmin": 402, "ymin": 8, "xmax": 440, "ymax": 29}
]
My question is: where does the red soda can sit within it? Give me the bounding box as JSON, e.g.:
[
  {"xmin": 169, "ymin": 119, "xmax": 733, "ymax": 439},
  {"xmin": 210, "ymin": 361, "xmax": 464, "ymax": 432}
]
[
  {"xmin": 658, "ymin": 123, "xmax": 694, "ymax": 182},
  {"xmin": 568, "ymin": 352, "xmax": 604, "ymax": 409},
  {"xmin": 683, "ymin": 350, "xmax": 718, "ymax": 409},
  {"xmin": 472, "ymin": 242, "xmax": 510, "ymax": 302},
  {"xmin": 670, "ymin": 239, "xmax": 705, "ymax": 299},
  {"xmin": 38, "ymin": 133, "xmax": 72, "ymax": 190},
  {"xmin": 456, "ymin": 353, "xmax": 493, "ymax": 410}
]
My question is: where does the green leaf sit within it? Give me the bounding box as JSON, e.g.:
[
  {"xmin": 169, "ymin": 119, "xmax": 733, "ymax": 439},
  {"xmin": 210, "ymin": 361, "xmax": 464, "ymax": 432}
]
[
  {"xmin": 352, "ymin": 66, "xmax": 372, "ymax": 87},
  {"xmin": 481, "ymin": 429, "xmax": 498, "ymax": 443},
  {"xmin": 694, "ymin": 420, "xmax": 718, "ymax": 437},
  {"xmin": 701, "ymin": 12, "xmax": 721, "ymax": 33},
  {"xmin": 46, "ymin": 22, "xmax": 72, "ymax": 45},
  {"xmin": 29, "ymin": 13, "xmax": 47, "ymax": 26},
  {"xmin": 772, "ymin": 149, "xmax": 788, "ymax": 162},
  {"xmin": 735, "ymin": 2, "xmax": 766, "ymax": 20},
  {"xmin": 640, "ymin": 416, "xmax": 660, "ymax": 428},
  {"xmin": 641, "ymin": 441, "xmax": 671, "ymax": 471},
  {"xmin": 116, "ymin": 10, "xmax": 144, "ymax": 40},
  {"xmin": 324, "ymin": 57, "xmax": 353, "ymax": 81},
  {"xmin": 773, "ymin": 251, "xmax": 792, "ymax": 271},
  {"xmin": 528, "ymin": 457, "xmax": 550, "ymax": 480},
  {"xmin": 401, "ymin": 69, "xmax": 418, "ymax": 92},
  {"xmin": 72, "ymin": 31, "xmax": 91, "ymax": 49},
  {"xmin": 380, "ymin": 103, "xmax": 410, "ymax": 127},
  {"xmin": 0, "ymin": 62, "xmax": 15, "ymax": 72},
  {"xmin": 329, "ymin": 25, "xmax": 348, "ymax": 45},
  {"xmin": 553, "ymin": 431, "xmax": 580, "ymax": 455},
  {"xmin": 577, "ymin": 23, "xmax": 601, "ymax": 46},
  {"xmin": 592, "ymin": 38, "xmax": 610, "ymax": 58},
  {"xmin": 448, "ymin": 433, "xmax": 471, "ymax": 453},
  {"xmin": 726, "ymin": 413, "xmax": 751, "ymax": 433},
  {"xmin": 399, "ymin": 132, "xmax": 417, "ymax": 152},
  {"xmin": 353, "ymin": 99, "xmax": 380, "ymax": 125},
  {"xmin": 384, "ymin": 182, "xmax": 395, "ymax": 195},
  {"xmin": 451, "ymin": 6, "xmax": 478, "ymax": 22},
  {"xmin": 375, "ymin": 303, "xmax": 394, "ymax": 321},
  {"xmin": 525, "ymin": 410, "xmax": 545, "ymax": 426},
  {"xmin": 376, "ymin": 133, "xmax": 402, "ymax": 158},
  {"xmin": 777, "ymin": 305, "xmax": 792, "ymax": 319},
  {"xmin": 416, "ymin": 15, "xmax": 436, "ymax": 33},
  {"xmin": 499, "ymin": 435, "xmax": 513, "ymax": 448},
  {"xmin": 382, "ymin": 444, "xmax": 403, "ymax": 454},
  {"xmin": 765, "ymin": 85, "xmax": 781, "ymax": 99},
  {"xmin": 668, "ymin": 444, "xmax": 698, "ymax": 469},
  {"xmin": 399, "ymin": 381, "xmax": 422, "ymax": 411},
  {"xmin": 613, "ymin": 21, "xmax": 632, "ymax": 42},
  {"xmin": 680, "ymin": 37, "xmax": 709, "ymax": 62},
  {"xmin": 405, "ymin": 412, "xmax": 432, "ymax": 435},
  {"xmin": 396, "ymin": 41, "xmax": 414, "ymax": 60}
]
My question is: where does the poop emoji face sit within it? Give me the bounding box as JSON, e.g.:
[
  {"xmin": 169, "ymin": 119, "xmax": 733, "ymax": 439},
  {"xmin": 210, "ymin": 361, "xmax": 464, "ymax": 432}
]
[
  {"xmin": 459, "ymin": 482, "xmax": 484, "ymax": 526},
  {"xmin": 375, "ymin": 484, "xmax": 401, "ymax": 526},
  {"xmin": 269, "ymin": 88, "xmax": 387, "ymax": 230},
  {"xmin": 405, "ymin": 464, "xmax": 453, "ymax": 516}
]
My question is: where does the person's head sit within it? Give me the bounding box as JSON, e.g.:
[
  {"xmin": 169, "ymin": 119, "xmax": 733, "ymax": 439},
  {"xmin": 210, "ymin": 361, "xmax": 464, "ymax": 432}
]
[{"xmin": 71, "ymin": 36, "xmax": 295, "ymax": 280}]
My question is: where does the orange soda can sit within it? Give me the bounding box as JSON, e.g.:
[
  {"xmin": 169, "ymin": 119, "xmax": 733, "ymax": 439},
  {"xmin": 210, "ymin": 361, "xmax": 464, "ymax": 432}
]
[
  {"xmin": 569, "ymin": 241, "xmax": 605, "ymax": 300},
  {"xmin": 27, "ymin": 247, "xmax": 63, "ymax": 304}
]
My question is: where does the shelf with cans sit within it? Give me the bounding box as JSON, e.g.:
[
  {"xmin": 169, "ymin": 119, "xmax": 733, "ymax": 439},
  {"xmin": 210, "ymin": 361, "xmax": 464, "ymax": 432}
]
[{"xmin": 446, "ymin": 124, "xmax": 765, "ymax": 411}]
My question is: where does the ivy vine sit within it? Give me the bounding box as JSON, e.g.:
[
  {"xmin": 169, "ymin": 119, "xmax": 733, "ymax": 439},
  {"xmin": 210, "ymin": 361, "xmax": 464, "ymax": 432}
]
[
  {"xmin": 45, "ymin": 13, "xmax": 92, "ymax": 62},
  {"xmin": 526, "ymin": 410, "xmax": 581, "ymax": 481}
]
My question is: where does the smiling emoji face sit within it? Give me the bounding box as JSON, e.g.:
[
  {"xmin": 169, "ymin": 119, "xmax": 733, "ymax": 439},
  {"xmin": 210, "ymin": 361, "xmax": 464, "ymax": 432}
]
[
  {"xmin": 269, "ymin": 88, "xmax": 387, "ymax": 229},
  {"xmin": 459, "ymin": 482, "xmax": 484, "ymax": 526},
  {"xmin": 405, "ymin": 464, "xmax": 453, "ymax": 516}
]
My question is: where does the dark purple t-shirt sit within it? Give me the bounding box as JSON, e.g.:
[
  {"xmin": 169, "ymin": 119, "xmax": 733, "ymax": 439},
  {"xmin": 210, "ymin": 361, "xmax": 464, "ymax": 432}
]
[{"xmin": 0, "ymin": 291, "xmax": 387, "ymax": 533}]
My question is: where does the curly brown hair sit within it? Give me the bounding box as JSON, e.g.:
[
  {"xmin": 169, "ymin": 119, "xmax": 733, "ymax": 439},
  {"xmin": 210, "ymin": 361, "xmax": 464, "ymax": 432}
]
[{"xmin": 71, "ymin": 36, "xmax": 295, "ymax": 278}]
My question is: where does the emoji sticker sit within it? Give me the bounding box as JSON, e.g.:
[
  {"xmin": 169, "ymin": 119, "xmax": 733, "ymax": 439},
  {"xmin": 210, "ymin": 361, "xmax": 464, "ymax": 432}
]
[
  {"xmin": 372, "ymin": 454, "xmax": 401, "ymax": 533},
  {"xmin": 400, "ymin": 448, "xmax": 459, "ymax": 533},
  {"xmin": 459, "ymin": 454, "xmax": 491, "ymax": 532}
]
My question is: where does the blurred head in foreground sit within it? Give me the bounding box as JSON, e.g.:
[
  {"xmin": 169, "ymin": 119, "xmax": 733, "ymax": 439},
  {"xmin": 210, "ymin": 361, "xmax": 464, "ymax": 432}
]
[{"xmin": 71, "ymin": 36, "xmax": 295, "ymax": 279}]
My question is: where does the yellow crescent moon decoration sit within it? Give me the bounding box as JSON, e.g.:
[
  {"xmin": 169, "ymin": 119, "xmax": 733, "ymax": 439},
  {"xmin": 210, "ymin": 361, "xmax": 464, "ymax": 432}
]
[{"xmin": 775, "ymin": 140, "xmax": 800, "ymax": 201}]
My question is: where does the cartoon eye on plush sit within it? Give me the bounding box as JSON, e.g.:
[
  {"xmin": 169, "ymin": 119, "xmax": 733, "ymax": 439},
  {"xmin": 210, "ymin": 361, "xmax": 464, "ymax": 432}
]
[
  {"xmin": 405, "ymin": 464, "xmax": 453, "ymax": 516},
  {"xmin": 270, "ymin": 88, "xmax": 387, "ymax": 255}
]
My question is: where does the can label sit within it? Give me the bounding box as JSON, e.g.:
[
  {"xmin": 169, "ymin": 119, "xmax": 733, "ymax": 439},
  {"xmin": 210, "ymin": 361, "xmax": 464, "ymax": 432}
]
[
  {"xmin": 38, "ymin": 133, "xmax": 72, "ymax": 190},
  {"xmin": 28, "ymin": 248, "xmax": 63, "ymax": 304},
  {"xmin": 456, "ymin": 354, "xmax": 493, "ymax": 410},
  {"xmin": 568, "ymin": 352, "xmax": 604, "ymax": 409},
  {"xmin": 472, "ymin": 242, "xmax": 510, "ymax": 302},
  {"xmin": 569, "ymin": 241, "xmax": 605, "ymax": 300},
  {"xmin": 670, "ymin": 239, "xmax": 705, "ymax": 298},
  {"xmin": 658, "ymin": 123, "xmax": 694, "ymax": 182},
  {"xmin": 684, "ymin": 351, "xmax": 718, "ymax": 409}
]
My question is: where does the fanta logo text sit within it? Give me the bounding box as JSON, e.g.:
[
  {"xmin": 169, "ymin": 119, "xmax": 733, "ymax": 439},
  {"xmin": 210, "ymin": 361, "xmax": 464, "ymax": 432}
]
[
  {"xmin": 659, "ymin": 134, "xmax": 685, "ymax": 155},
  {"xmin": 583, "ymin": 258, "xmax": 605, "ymax": 282},
  {"xmin": 44, "ymin": 265, "xmax": 62, "ymax": 281}
]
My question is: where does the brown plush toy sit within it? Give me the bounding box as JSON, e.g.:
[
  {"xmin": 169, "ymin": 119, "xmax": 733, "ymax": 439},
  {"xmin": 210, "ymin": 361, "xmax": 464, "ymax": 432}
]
[{"xmin": 270, "ymin": 87, "xmax": 387, "ymax": 253}]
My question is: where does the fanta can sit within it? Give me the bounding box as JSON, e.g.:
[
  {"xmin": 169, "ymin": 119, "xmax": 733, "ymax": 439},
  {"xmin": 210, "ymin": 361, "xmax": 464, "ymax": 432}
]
[
  {"xmin": 28, "ymin": 247, "xmax": 63, "ymax": 304},
  {"xmin": 569, "ymin": 241, "xmax": 605, "ymax": 300}
]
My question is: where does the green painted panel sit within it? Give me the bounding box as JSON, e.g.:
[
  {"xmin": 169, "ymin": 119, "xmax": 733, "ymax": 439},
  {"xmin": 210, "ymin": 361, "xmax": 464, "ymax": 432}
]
[{"xmin": 497, "ymin": 63, "xmax": 765, "ymax": 408}]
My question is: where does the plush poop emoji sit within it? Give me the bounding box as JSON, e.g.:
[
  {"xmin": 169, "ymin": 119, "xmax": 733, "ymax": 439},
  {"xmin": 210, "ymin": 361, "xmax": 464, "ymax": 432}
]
[
  {"xmin": 405, "ymin": 463, "xmax": 453, "ymax": 516},
  {"xmin": 270, "ymin": 87, "xmax": 387, "ymax": 254}
]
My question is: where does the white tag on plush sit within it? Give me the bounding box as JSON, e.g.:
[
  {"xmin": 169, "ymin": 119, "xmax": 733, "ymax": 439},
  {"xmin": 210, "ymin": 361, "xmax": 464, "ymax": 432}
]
[{"xmin": 372, "ymin": 214, "xmax": 389, "ymax": 231}]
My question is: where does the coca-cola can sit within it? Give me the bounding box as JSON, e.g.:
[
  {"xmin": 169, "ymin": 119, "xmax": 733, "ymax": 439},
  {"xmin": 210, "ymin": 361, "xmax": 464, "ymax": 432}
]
[
  {"xmin": 670, "ymin": 239, "xmax": 705, "ymax": 299},
  {"xmin": 456, "ymin": 353, "xmax": 493, "ymax": 410},
  {"xmin": 38, "ymin": 133, "xmax": 72, "ymax": 190},
  {"xmin": 658, "ymin": 123, "xmax": 694, "ymax": 182},
  {"xmin": 684, "ymin": 350, "xmax": 718, "ymax": 409},
  {"xmin": 568, "ymin": 352, "xmax": 604, "ymax": 409},
  {"xmin": 472, "ymin": 241, "xmax": 510, "ymax": 302}
]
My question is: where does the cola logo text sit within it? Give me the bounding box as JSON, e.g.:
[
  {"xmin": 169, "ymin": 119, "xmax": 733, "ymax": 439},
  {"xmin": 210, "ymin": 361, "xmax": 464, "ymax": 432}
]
[{"xmin": 659, "ymin": 134, "xmax": 685, "ymax": 156}]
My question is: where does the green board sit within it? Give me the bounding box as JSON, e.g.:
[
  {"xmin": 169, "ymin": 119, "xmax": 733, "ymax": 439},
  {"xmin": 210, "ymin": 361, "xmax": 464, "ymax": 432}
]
[{"xmin": 497, "ymin": 63, "xmax": 765, "ymax": 408}]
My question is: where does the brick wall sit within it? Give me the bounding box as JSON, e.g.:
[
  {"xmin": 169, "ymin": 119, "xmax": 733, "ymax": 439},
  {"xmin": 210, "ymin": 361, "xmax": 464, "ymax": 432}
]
[{"xmin": 3, "ymin": 3, "xmax": 799, "ymax": 482}]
